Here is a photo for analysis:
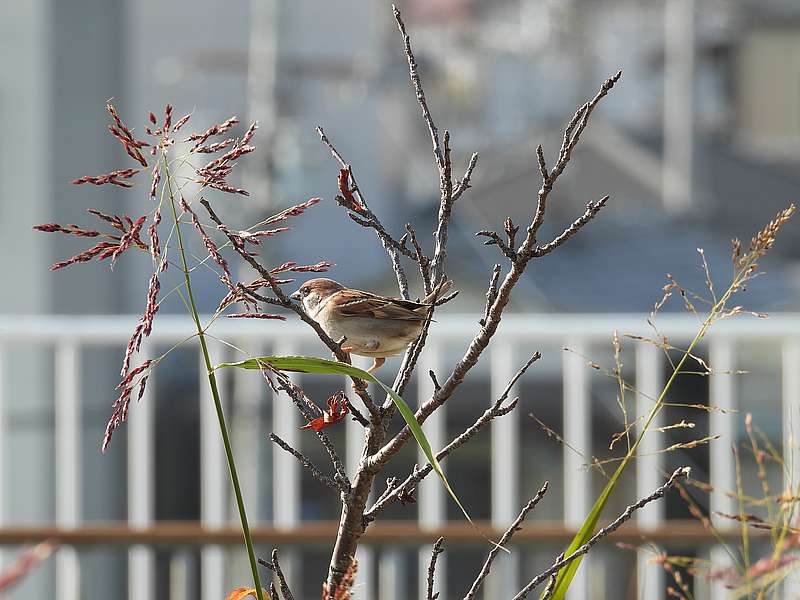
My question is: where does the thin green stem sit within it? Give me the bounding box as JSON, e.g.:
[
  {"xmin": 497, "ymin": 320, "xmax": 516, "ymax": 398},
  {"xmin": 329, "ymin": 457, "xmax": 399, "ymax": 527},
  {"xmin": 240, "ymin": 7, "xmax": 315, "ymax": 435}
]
[
  {"xmin": 549, "ymin": 259, "xmax": 757, "ymax": 599},
  {"xmin": 163, "ymin": 155, "xmax": 265, "ymax": 600}
]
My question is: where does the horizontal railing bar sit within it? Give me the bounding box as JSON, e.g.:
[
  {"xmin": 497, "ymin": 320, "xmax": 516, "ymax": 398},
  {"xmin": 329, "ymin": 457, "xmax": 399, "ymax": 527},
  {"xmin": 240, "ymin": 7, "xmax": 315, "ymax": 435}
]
[
  {"xmin": 0, "ymin": 521, "xmax": 759, "ymax": 546},
  {"xmin": 0, "ymin": 314, "xmax": 798, "ymax": 343}
]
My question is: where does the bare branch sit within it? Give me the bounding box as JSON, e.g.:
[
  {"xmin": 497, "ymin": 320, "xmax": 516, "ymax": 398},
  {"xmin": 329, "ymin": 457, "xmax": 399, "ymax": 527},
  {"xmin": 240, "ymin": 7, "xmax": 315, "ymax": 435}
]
[
  {"xmin": 393, "ymin": 5, "xmax": 471, "ymax": 287},
  {"xmin": 428, "ymin": 369, "xmax": 441, "ymax": 392},
  {"xmin": 464, "ymin": 480, "xmax": 550, "ymax": 600},
  {"xmin": 540, "ymin": 553, "xmax": 564, "ymax": 600},
  {"xmin": 318, "ymin": 12, "xmax": 619, "ymax": 594},
  {"xmin": 428, "ymin": 130, "xmax": 456, "ymax": 284},
  {"xmin": 512, "ymin": 467, "xmax": 689, "ymax": 599},
  {"xmin": 271, "ymin": 549, "xmax": 295, "ymax": 600},
  {"xmin": 392, "ymin": 4, "xmax": 444, "ymax": 170},
  {"xmin": 480, "ymin": 264, "xmax": 502, "ymax": 327},
  {"xmin": 427, "ymin": 537, "xmax": 445, "ymax": 600},
  {"xmin": 316, "ymin": 126, "xmax": 412, "ymax": 298},
  {"xmin": 536, "ymin": 144, "xmax": 549, "ymax": 183},
  {"xmin": 347, "ymin": 401, "xmax": 370, "ymax": 428},
  {"xmin": 504, "ymin": 218, "xmax": 520, "ymax": 251},
  {"xmin": 476, "ymin": 230, "xmax": 516, "ymax": 261},
  {"xmin": 452, "ymin": 152, "xmax": 479, "ymax": 203},
  {"xmin": 347, "ymin": 213, "xmax": 416, "ymax": 260},
  {"xmin": 528, "ymin": 71, "xmax": 621, "ymax": 242},
  {"xmin": 366, "ymin": 353, "xmax": 540, "ymax": 519},
  {"xmin": 553, "ymin": 71, "xmax": 622, "ymax": 182},
  {"xmin": 534, "ymin": 195, "xmax": 610, "ymax": 257},
  {"xmin": 405, "ymin": 223, "xmax": 432, "ymax": 294},
  {"xmin": 274, "ymin": 375, "xmax": 351, "ymax": 494},
  {"xmin": 270, "ymin": 433, "xmax": 342, "ymax": 493},
  {"xmin": 368, "ymin": 73, "xmax": 621, "ymax": 470}
]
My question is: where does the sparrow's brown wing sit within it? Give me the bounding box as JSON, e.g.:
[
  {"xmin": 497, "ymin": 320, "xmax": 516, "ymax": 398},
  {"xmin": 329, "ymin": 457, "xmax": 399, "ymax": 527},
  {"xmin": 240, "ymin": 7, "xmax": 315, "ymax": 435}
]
[{"xmin": 330, "ymin": 290, "xmax": 426, "ymax": 321}]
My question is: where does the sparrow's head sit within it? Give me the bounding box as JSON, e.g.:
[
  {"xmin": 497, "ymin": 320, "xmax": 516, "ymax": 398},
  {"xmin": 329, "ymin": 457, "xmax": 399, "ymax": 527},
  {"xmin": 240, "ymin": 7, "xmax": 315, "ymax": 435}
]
[{"xmin": 290, "ymin": 278, "xmax": 344, "ymax": 314}]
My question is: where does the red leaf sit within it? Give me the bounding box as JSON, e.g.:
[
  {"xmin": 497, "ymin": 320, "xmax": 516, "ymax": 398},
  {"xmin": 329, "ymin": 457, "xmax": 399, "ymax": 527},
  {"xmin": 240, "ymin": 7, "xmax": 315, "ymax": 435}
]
[{"xmin": 301, "ymin": 392, "xmax": 349, "ymax": 431}]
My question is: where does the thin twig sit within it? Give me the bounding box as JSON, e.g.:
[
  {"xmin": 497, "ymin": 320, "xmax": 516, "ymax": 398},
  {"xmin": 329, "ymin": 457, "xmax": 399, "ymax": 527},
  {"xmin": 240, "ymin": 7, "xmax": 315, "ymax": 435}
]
[
  {"xmin": 512, "ymin": 467, "xmax": 689, "ymax": 599},
  {"xmin": 527, "ymin": 71, "xmax": 621, "ymax": 243},
  {"xmin": 429, "ymin": 130, "xmax": 455, "ymax": 284},
  {"xmin": 475, "ymin": 230, "xmax": 516, "ymax": 261},
  {"xmin": 534, "ymin": 196, "xmax": 610, "ymax": 257},
  {"xmin": 427, "ymin": 537, "xmax": 445, "ymax": 600},
  {"xmin": 393, "ymin": 5, "xmax": 467, "ymax": 286},
  {"xmin": 316, "ymin": 126, "xmax": 411, "ymax": 298},
  {"xmin": 271, "ymin": 549, "xmax": 295, "ymax": 600},
  {"xmin": 347, "ymin": 401, "xmax": 370, "ymax": 428},
  {"xmin": 270, "ymin": 433, "xmax": 342, "ymax": 492},
  {"xmin": 540, "ymin": 553, "xmax": 564, "ymax": 600},
  {"xmin": 464, "ymin": 480, "xmax": 550, "ymax": 600},
  {"xmin": 269, "ymin": 582, "xmax": 280, "ymax": 600},
  {"xmin": 405, "ymin": 223, "xmax": 432, "ymax": 294},
  {"xmin": 429, "ymin": 370, "xmax": 441, "ymax": 392},
  {"xmin": 275, "ymin": 375, "xmax": 351, "ymax": 494},
  {"xmin": 366, "ymin": 353, "xmax": 540, "ymax": 519},
  {"xmin": 536, "ymin": 144, "xmax": 549, "ymax": 183},
  {"xmin": 452, "ymin": 152, "xmax": 479, "ymax": 203},
  {"xmin": 392, "ymin": 4, "xmax": 444, "ymax": 170},
  {"xmin": 480, "ymin": 265, "xmax": 502, "ymax": 327}
]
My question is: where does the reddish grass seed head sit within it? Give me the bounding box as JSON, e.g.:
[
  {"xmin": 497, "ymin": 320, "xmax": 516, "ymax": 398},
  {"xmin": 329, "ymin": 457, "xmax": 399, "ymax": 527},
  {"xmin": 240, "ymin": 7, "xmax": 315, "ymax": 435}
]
[
  {"xmin": 241, "ymin": 121, "xmax": 258, "ymax": 145},
  {"xmin": 264, "ymin": 197, "xmax": 322, "ymax": 225},
  {"xmin": 269, "ymin": 261, "xmax": 335, "ymax": 275},
  {"xmin": 195, "ymin": 138, "xmax": 236, "ymax": 154},
  {"xmin": 105, "ymin": 103, "xmax": 149, "ymax": 167},
  {"xmin": 163, "ymin": 104, "xmax": 173, "ymax": 132},
  {"xmin": 185, "ymin": 116, "xmax": 239, "ymax": 147},
  {"xmin": 172, "ymin": 112, "xmax": 192, "ymax": 133},
  {"xmin": 72, "ymin": 168, "xmax": 142, "ymax": 188},
  {"xmin": 33, "ymin": 223, "xmax": 102, "ymax": 238},
  {"xmin": 109, "ymin": 215, "xmax": 147, "ymax": 268},
  {"xmin": 49, "ymin": 241, "xmax": 117, "ymax": 271},
  {"xmin": 149, "ymin": 164, "xmax": 161, "ymax": 201}
]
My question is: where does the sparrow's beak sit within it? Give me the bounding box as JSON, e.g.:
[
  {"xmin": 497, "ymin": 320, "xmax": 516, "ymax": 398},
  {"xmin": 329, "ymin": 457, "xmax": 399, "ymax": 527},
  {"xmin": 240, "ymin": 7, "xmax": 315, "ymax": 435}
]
[{"xmin": 289, "ymin": 290, "xmax": 301, "ymax": 301}]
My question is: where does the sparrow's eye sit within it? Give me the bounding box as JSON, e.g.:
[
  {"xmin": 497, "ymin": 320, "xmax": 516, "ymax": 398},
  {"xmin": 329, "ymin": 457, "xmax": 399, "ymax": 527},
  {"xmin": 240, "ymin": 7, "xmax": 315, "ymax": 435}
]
[{"xmin": 301, "ymin": 287, "xmax": 309, "ymax": 296}]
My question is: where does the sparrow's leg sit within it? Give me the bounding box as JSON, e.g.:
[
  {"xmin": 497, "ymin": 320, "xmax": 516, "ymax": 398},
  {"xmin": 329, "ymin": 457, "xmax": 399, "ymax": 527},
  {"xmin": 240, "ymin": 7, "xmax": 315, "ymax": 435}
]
[{"xmin": 366, "ymin": 357, "xmax": 385, "ymax": 374}]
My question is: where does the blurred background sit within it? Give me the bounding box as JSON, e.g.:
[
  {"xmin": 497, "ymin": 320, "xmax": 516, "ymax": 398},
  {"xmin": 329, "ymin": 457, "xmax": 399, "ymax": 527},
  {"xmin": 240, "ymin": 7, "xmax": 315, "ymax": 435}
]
[{"xmin": 1, "ymin": 0, "xmax": 800, "ymax": 598}]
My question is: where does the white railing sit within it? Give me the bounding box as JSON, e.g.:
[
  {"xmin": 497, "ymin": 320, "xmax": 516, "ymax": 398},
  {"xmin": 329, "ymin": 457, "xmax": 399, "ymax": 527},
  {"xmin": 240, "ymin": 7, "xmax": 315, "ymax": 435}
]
[{"xmin": 0, "ymin": 313, "xmax": 798, "ymax": 599}]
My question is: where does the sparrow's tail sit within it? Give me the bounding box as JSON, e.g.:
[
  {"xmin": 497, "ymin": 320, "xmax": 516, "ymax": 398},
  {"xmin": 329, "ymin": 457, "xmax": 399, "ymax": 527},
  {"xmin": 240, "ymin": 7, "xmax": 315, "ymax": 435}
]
[{"xmin": 422, "ymin": 278, "xmax": 454, "ymax": 304}]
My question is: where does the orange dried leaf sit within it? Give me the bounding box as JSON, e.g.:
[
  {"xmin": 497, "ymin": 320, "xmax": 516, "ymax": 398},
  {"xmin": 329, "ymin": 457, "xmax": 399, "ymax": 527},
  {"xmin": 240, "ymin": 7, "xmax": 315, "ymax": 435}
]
[{"xmin": 226, "ymin": 587, "xmax": 270, "ymax": 600}]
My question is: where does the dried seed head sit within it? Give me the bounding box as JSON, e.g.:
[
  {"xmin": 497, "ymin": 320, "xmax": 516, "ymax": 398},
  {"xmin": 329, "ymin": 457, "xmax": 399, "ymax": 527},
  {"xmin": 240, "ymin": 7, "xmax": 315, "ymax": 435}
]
[
  {"xmin": 109, "ymin": 215, "xmax": 147, "ymax": 268},
  {"xmin": 103, "ymin": 359, "xmax": 155, "ymax": 452},
  {"xmin": 72, "ymin": 168, "xmax": 142, "ymax": 188},
  {"xmin": 172, "ymin": 112, "xmax": 192, "ymax": 132},
  {"xmin": 149, "ymin": 164, "xmax": 161, "ymax": 201},
  {"xmin": 241, "ymin": 121, "xmax": 258, "ymax": 145},
  {"xmin": 264, "ymin": 197, "xmax": 322, "ymax": 225},
  {"xmin": 739, "ymin": 204, "xmax": 795, "ymax": 270}
]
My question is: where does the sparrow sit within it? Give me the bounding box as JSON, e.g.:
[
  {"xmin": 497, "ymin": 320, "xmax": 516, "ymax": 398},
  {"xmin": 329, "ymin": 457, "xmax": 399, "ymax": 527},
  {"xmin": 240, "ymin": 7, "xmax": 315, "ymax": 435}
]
[{"xmin": 290, "ymin": 278, "xmax": 453, "ymax": 373}]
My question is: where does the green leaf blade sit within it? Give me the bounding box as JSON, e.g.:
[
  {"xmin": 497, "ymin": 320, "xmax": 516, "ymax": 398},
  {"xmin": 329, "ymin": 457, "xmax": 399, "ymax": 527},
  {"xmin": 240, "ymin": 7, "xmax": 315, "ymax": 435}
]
[{"xmin": 547, "ymin": 461, "xmax": 628, "ymax": 599}]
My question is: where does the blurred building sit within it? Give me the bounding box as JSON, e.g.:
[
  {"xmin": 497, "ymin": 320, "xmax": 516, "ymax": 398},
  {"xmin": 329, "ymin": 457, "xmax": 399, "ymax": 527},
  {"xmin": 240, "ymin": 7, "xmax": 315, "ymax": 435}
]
[{"xmin": 1, "ymin": 0, "xmax": 799, "ymax": 598}]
